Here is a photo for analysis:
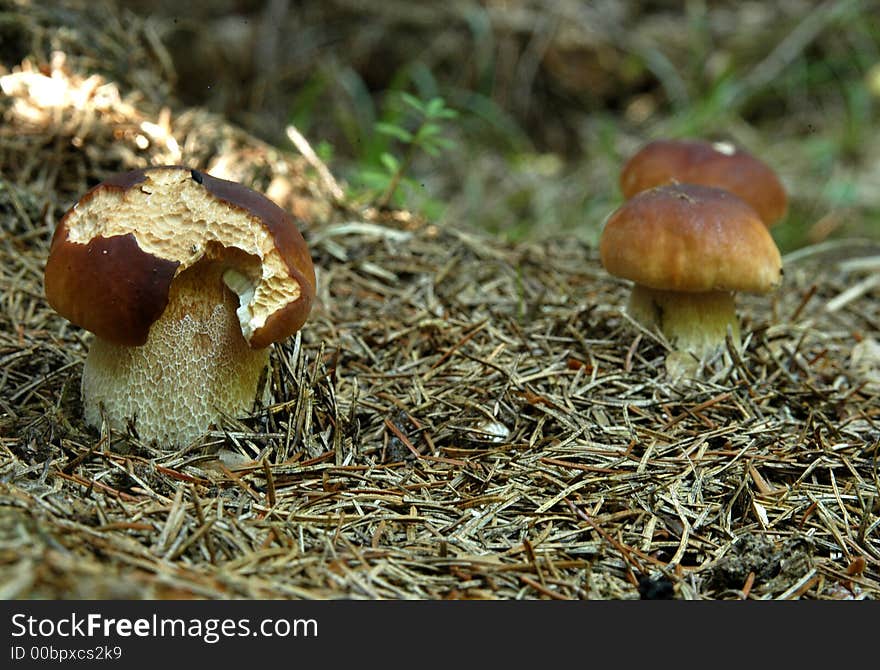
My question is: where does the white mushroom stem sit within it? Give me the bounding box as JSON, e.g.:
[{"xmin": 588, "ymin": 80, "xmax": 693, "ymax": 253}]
[
  {"xmin": 222, "ymin": 267, "xmax": 258, "ymax": 343},
  {"xmin": 81, "ymin": 261, "xmax": 270, "ymax": 447},
  {"xmin": 626, "ymin": 284, "xmax": 740, "ymax": 356}
]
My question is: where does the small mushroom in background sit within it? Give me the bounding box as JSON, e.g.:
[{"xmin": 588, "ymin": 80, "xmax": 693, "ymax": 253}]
[
  {"xmin": 599, "ymin": 183, "xmax": 783, "ymax": 361},
  {"xmin": 619, "ymin": 138, "xmax": 788, "ymax": 228},
  {"xmin": 44, "ymin": 166, "xmax": 316, "ymax": 447}
]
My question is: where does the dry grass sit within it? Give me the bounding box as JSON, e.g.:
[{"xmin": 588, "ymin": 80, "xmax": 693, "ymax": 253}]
[{"xmin": 1, "ymin": 1, "xmax": 879, "ymax": 600}]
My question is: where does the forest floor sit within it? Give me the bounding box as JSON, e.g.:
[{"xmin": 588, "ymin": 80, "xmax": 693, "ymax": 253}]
[{"xmin": 1, "ymin": 0, "xmax": 879, "ymax": 600}]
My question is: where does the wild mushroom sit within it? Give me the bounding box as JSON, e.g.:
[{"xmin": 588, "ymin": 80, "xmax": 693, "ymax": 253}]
[
  {"xmin": 44, "ymin": 165, "xmax": 316, "ymax": 447},
  {"xmin": 599, "ymin": 183, "xmax": 782, "ymax": 357},
  {"xmin": 619, "ymin": 138, "xmax": 788, "ymax": 227}
]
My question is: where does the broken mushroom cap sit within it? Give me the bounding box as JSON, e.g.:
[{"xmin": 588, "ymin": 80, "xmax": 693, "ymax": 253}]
[
  {"xmin": 619, "ymin": 139, "xmax": 788, "ymax": 227},
  {"xmin": 599, "ymin": 183, "xmax": 783, "ymax": 357},
  {"xmin": 45, "ymin": 165, "xmax": 315, "ymax": 349},
  {"xmin": 44, "ymin": 165, "xmax": 316, "ymax": 447}
]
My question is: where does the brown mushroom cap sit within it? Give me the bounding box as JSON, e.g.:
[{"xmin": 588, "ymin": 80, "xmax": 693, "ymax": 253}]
[
  {"xmin": 44, "ymin": 165, "xmax": 316, "ymax": 349},
  {"xmin": 619, "ymin": 139, "xmax": 788, "ymax": 226},
  {"xmin": 599, "ymin": 183, "xmax": 783, "ymax": 294}
]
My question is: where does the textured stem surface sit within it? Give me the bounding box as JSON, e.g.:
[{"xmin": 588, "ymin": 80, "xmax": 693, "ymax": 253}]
[
  {"xmin": 627, "ymin": 285, "xmax": 740, "ymax": 356},
  {"xmin": 82, "ymin": 261, "xmax": 270, "ymax": 447}
]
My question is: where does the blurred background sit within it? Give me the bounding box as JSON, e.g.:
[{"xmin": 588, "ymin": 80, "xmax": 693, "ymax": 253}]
[{"xmin": 5, "ymin": 0, "xmax": 880, "ymax": 252}]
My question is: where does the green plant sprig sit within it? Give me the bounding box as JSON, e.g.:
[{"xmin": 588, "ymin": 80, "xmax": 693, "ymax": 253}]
[{"xmin": 372, "ymin": 93, "xmax": 458, "ymax": 209}]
